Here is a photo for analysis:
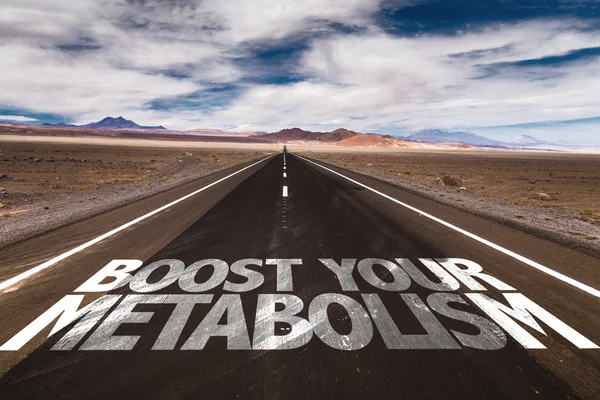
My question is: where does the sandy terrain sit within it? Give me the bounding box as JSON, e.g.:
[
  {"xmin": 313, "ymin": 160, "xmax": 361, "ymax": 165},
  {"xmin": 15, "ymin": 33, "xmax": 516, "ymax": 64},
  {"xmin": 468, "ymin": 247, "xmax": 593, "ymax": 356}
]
[
  {"xmin": 300, "ymin": 150, "xmax": 600, "ymax": 257},
  {"xmin": 0, "ymin": 123, "xmax": 272, "ymax": 144},
  {"xmin": 0, "ymin": 134, "xmax": 281, "ymax": 151},
  {"xmin": 2, "ymin": 132, "xmax": 599, "ymax": 255},
  {"xmin": 0, "ymin": 139, "xmax": 273, "ymax": 248}
]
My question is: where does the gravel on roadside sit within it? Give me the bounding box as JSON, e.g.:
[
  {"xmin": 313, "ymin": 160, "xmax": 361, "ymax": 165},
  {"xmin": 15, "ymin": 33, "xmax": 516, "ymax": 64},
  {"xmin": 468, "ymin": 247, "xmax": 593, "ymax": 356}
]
[
  {"xmin": 311, "ymin": 157, "xmax": 600, "ymax": 259},
  {"xmin": 0, "ymin": 153, "xmax": 267, "ymax": 249}
]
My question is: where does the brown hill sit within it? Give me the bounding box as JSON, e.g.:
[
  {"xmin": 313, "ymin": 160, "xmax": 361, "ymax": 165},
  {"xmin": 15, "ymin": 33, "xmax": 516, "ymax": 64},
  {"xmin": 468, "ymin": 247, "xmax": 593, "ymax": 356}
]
[
  {"xmin": 336, "ymin": 133, "xmax": 408, "ymax": 148},
  {"xmin": 256, "ymin": 128, "xmax": 325, "ymax": 142},
  {"xmin": 255, "ymin": 127, "xmax": 409, "ymax": 148},
  {"xmin": 318, "ymin": 128, "xmax": 360, "ymax": 142},
  {"xmin": 257, "ymin": 127, "xmax": 373, "ymax": 143}
]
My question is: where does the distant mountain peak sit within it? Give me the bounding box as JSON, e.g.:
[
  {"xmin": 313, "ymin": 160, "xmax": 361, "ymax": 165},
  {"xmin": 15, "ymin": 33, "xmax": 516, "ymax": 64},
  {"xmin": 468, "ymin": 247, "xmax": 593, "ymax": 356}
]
[
  {"xmin": 41, "ymin": 122, "xmax": 77, "ymax": 128},
  {"xmin": 41, "ymin": 116, "xmax": 166, "ymax": 130},
  {"xmin": 258, "ymin": 128, "xmax": 324, "ymax": 141},
  {"xmin": 257, "ymin": 127, "xmax": 361, "ymax": 142},
  {"xmin": 404, "ymin": 130, "xmax": 558, "ymax": 148},
  {"xmin": 405, "ymin": 129, "xmax": 505, "ymax": 147},
  {"xmin": 507, "ymin": 134, "xmax": 545, "ymax": 145},
  {"xmin": 320, "ymin": 128, "xmax": 360, "ymax": 142}
]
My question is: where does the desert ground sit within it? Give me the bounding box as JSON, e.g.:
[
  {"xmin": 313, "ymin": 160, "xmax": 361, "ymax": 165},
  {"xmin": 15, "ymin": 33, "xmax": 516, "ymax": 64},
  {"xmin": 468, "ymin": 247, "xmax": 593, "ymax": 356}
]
[
  {"xmin": 1, "ymin": 131, "xmax": 599, "ymax": 256},
  {"xmin": 297, "ymin": 149, "xmax": 600, "ymax": 256},
  {"xmin": 0, "ymin": 138, "xmax": 275, "ymax": 247}
]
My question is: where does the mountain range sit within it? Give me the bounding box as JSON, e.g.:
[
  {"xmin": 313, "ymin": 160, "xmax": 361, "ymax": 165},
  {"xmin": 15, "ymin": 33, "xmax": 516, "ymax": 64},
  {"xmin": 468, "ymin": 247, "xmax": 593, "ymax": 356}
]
[
  {"xmin": 506, "ymin": 135, "xmax": 549, "ymax": 145},
  {"xmin": 400, "ymin": 129, "xmax": 506, "ymax": 147},
  {"xmin": 256, "ymin": 128, "xmax": 361, "ymax": 142},
  {"xmin": 397, "ymin": 129, "xmax": 565, "ymax": 148},
  {"xmin": 42, "ymin": 116, "xmax": 166, "ymax": 130},
  {"xmin": 256, "ymin": 128, "xmax": 407, "ymax": 148},
  {"xmin": 257, "ymin": 127, "xmax": 580, "ymax": 149},
  {"xmin": 3, "ymin": 115, "xmax": 588, "ymax": 148}
]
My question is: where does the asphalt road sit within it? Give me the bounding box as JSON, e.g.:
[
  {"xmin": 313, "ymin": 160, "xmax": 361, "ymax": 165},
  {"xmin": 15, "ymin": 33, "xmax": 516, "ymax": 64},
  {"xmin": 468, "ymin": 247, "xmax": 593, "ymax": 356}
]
[{"xmin": 0, "ymin": 152, "xmax": 598, "ymax": 399}]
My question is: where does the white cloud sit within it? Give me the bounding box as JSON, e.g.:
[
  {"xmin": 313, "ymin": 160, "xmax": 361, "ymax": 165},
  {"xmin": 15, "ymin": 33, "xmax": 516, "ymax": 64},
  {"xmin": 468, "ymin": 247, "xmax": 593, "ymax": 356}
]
[
  {"xmin": 0, "ymin": 1, "xmax": 98, "ymax": 42},
  {"xmin": 0, "ymin": 1, "xmax": 599, "ymax": 139},
  {"xmin": 0, "ymin": 115, "xmax": 38, "ymax": 122},
  {"xmin": 0, "ymin": 43, "xmax": 200, "ymax": 117},
  {"xmin": 193, "ymin": 20, "xmax": 600, "ymax": 134},
  {"xmin": 0, "ymin": 0, "xmax": 379, "ymax": 126},
  {"xmin": 202, "ymin": 0, "xmax": 380, "ymax": 42}
]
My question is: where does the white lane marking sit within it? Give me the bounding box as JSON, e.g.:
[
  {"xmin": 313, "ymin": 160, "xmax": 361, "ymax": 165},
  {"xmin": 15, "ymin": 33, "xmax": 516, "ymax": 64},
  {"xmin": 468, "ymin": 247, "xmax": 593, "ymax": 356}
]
[
  {"xmin": 284, "ymin": 166, "xmax": 286, "ymax": 170},
  {"xmin": 0, "ymin": 156, "xmax": 274, "ymax": 292},
  {"xmin": 297, "ymin": 155, "xmax": 600, "ymax": 298},
  {"xmin": 283, "ymin": 172, "xmax": 287, "ymax": 178},
  {"xmin": 283, "ymin": 186, "xmax": 288, "ymax": 197}
]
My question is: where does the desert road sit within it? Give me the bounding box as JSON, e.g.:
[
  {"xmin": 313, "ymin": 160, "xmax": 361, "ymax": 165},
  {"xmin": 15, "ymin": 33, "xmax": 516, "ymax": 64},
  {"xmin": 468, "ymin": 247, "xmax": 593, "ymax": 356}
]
[{"xmin": 0, "ymin": 152, "xmax": 598, "ymax": 399}]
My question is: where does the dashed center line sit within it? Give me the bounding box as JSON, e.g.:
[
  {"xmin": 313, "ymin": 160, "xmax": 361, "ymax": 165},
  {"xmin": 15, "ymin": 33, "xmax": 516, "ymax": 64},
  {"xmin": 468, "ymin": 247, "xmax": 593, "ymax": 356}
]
[
  {"xmin": 282, "ymin": 197, "xmax": 288, "ymax": 229},
  {"xmin": 282, "ymin": 152, "xmax": 288, "ymax": 229}
]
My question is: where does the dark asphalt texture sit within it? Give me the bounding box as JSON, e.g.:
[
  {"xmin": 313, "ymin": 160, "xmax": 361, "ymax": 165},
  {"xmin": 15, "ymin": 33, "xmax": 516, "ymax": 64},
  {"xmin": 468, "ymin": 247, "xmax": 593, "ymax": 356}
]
[{"xmin": 0, "ymin": 153, "xmax": 598, "ymax": 399}]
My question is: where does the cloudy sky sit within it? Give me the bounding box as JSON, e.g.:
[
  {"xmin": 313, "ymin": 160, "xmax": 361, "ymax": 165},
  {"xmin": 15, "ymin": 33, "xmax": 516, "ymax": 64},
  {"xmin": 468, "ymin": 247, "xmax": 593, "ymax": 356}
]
[{"xmin": 1, "ymin": 0, "xmax": 600, "ymax": 141}]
